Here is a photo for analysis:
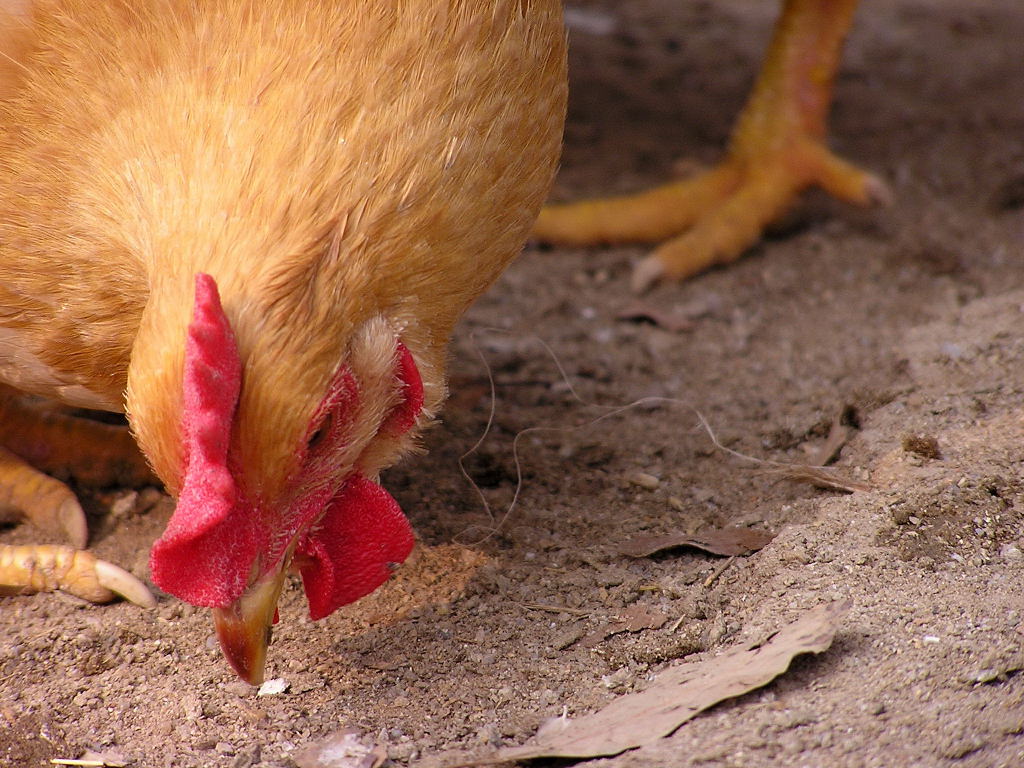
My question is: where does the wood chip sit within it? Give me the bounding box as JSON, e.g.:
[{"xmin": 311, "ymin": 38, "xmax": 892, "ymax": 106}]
[{"xmin": 52, "ymin": 751, "xmax": 127, "ymax": 768}]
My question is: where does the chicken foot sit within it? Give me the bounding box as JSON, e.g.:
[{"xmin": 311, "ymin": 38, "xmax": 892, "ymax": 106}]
[
  {"xmin": 0, "ymin": 388, "xmax": 156, "ymax": 544},
  {"xmin": 534, "ymin": 0, "xmax": 887, "ymax": 291},
  {"xmin": 0, "ymin": 543, "xmax": 155, "ymax": 606},
  {"xmin": 0, "ymin": 389, "xmax": 157, "ymax": 606}
]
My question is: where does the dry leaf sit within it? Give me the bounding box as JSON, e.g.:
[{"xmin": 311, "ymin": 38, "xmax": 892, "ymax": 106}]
[
  {"xmin": 581, "ymin": 605, "xmax": 669, "ymax": 648},
  {"xmin": 620, "ymin": 604, "xmax": 669, "ymax": 632},
  {"xmin": 422, "ymin": 601, "xmax": 850, "ymax": 767},
  {"xmin": 619, "ymin": 526, "xmax": 776, "ymax": 558},
  {"xmin": 615, "ymin": 302, "xmax": 695, "ymax": 332}
]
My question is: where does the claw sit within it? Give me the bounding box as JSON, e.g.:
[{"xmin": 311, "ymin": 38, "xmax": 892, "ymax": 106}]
[
  {"xmin": 631, "ymin": 255, "xmax": 666, "ymax": 294},
  {"xmin": 56, "ymin": 496, "xmax": 88, "ymax": 549},
  {"xmin": 0, "ymin": 544, "xmax": 156, "ymax": 607},
  {"xmin": 93, "ymin": 558, "xmax": 158, "ymax": 608}
]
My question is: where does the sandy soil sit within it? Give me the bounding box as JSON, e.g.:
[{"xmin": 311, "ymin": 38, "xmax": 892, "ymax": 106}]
[{"xmin": 3, "ymin": 1, "xmax": 1024, "ymax": 766}]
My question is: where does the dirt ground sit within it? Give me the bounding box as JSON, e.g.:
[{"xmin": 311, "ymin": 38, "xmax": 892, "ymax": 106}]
[{"xmin": 3, "ymin": 0, "xmax": 1024, "ymax": 766}]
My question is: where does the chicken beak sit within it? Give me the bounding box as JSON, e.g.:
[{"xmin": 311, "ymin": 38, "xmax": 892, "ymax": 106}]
[{"xmin": 212, "ymin": 566, "xmax": 287, "ymax": 685}]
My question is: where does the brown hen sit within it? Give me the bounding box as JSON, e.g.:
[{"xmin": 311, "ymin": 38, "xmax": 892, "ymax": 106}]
[{"xmin": 0, "ymin": 0, "xmax": 566, "ymax": 683}]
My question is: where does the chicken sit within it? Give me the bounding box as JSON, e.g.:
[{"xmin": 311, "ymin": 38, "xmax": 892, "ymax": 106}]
[
  {"xmin": 0, "ymin": 0, "xmax": 566, "ymax": 683},
  {"xmin": 534, "ymin": 0, "xmax": 887, "ymax": 291}
]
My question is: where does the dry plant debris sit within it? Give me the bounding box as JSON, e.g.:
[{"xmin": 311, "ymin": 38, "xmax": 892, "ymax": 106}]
[
  {"xmin": 695, "ymin": 409, "xmax": 870, "ymax": 494},
  {"xmin": 756, "ymin": 464, "xmax": 872, "ymax": 493},
  {"xmin": 581, "ymin": 604, "xmax": 670, "ymax": 648},
  {"xmin": 50, "ymin": 751, "xmax": 127, "ymax": 767},
  {"xmin": 901, "ymin": 434, "xmax": 942, "ymax": 460},
  {"xmin": 424, "ymin": 601, "xmax": 851, "ymax": 767},
  {"xmin": 765, "ymin": 406, "xmax": 868, "ymax": 491},
  {"xmin": 618, "ymin": 525, "xmax": 776, "ymax": 558},
  {"xmin": 295, "ymin": 728, "xmax": 386, "ymax": 768},
  {"xmin": 807, "ymin": 406, "xmax": 858, "ymax": 467}
]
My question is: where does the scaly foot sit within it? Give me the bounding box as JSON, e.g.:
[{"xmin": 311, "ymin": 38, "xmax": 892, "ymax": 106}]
[
  {"xmin": 0, "ymin": 544, "xmax": 155, "ymax": 606},
  {"xmin": 535, "ymin": 0, "xmax": 888, "ymax": 291},
  {"xmin": 0, "ymin": 388, "xmax": 157, "ymax": 606}
]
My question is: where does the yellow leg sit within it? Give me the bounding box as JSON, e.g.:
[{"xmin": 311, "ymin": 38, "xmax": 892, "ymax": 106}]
[
  {"xmin": 0, "ymin": 543, "xmax": 154, "ymax": 606},
  {"xmin": 0, "ymin": 390, "xmax": 156, "ymax": 548},
  {"xmin": 0, "ymin": 390, "xmax": 158, "ymax": 607},
  {"xmin": 535, "ymin": 0, "xmax": 887, "ymax": 291}
]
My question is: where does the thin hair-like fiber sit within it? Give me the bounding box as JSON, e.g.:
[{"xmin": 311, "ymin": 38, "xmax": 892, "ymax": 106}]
[{"xmin": 453, "ymin": 328, "xmax": 777, "ymax": 545}]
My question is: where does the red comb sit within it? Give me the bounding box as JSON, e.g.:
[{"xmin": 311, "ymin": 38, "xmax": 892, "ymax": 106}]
[{"xmin": 150, "ymin": 273, "xmax": 253, "ymax": 607}]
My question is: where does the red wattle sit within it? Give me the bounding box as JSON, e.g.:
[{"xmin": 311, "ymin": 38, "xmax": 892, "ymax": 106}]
[
  {"xmin": 382, "ymin": 342, "xmax": 424, "ymax": 436},
  {"xmin": 297, "ymin": 474, "xmax": 415, "ymax": 620}
]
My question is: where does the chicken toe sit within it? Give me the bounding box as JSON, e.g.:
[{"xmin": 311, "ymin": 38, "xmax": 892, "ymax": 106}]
[
  {"xmin": 0, "ymin": 543, "xmax": 155, "ymax": 607},
  {"xmin": 0, "ymin": 389, "xmax": 156, "ymax": 489},
  {"xmin": 0, "ymin": 391, "xmax": 158, "ymax": 607},
  {"xmin": 0, "ymin": 446, "xmax": 88, "ymax": 547},
  {"xmin": 535, "ymin": 0, "xmax": 884, "ymax": 290}
]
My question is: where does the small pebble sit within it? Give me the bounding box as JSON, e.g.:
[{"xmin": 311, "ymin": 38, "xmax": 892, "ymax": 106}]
[
  {"xmin": 627, "ymin": 471, "xmax": 660, "ymax": 490},
  {"xmin": 1000, "ymin": 543, "xmax": 1022, "ymax": 561},
  {"xmin": 970, "ymin": 668, "xmax": 1000, "ymax": 684},
  {"xmin": 258, "ymin": 678, "xmax": 290, "ymax": 696}
]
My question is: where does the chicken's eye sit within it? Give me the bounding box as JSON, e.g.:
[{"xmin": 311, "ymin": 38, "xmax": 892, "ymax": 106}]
[{"xmin": 307, "ymin": 413, "xmax": 333, "ymax": 451}]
